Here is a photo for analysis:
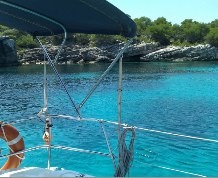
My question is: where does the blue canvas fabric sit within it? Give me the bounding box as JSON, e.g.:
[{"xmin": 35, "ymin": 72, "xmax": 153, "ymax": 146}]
[{"xmin": 0, "ymin": 0, "xmax": 136, "ymax": 37}]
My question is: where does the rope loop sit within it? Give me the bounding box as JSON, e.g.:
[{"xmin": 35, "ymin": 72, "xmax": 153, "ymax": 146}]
[{"xmin": 114, "ymin": 127, "xmax": 135, "ymax": 177}]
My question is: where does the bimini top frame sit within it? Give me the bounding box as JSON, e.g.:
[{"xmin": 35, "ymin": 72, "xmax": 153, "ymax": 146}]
[{"xmin": 0, "ymin": 0, "xmax": 137, "ymax": 174}]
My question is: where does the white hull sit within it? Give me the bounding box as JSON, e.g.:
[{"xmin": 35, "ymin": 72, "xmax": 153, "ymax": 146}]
[{"xmin": 0, "ymin": 167, "xmax": 92, "ymax": 177}]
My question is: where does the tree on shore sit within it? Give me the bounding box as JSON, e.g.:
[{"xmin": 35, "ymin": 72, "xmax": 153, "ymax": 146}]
[
  {"xmin": 134, "ymin": 16, "xmax": 152, "ymax": 42},
  {"xmin": 0, "ymin": 27, "xmax": 37, "ymax": 49},
  {"xmin": 180, "ymin": 19, "xmax": 209, "ymax": 44},
  {"xmin": 0, "ymin": 17, "xmax": 218, "ymax": 49},
  {"xmin": 205, "ymin": 19, "xmax": 218, "ymax": 47},
  {"xmin": 206, "ymin": 28, "xmax": 218, "ymax": 47},
  {"xmin": 147, "ymin": 17, "xmax": 172, "ymax": 45},
  {"xmin": 210, "ymin": 19, "xmax": 218, "ymax": 28}
]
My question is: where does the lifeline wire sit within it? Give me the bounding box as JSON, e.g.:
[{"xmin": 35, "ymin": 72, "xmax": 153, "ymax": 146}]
[
  {"xmin": 105, "ymin": 120, "xmax": 218, "ymax": 143},
  {"xmin": 0, "ymin": 144, "xmax": 206, "ymax": 177},
  {"xmin": 0, "ymin": 117, "xmax": 36, "ymax": 126},
  {"xmin": 47, "ymin": 114, "xmax": 218, "ymax": 143},
  {"xmin": 1, "ymin": 117, "xmax": 215, "ymax": 177},
  {"xmin": 0, "ymin": 146, "xmax": 44, "ymax": 159},
  {"xmin": 51, "ymin": 145, "xmax": 110, "ymax": 157},
  {"xmin": 134, "ymin": 126, "xmax": 218, "ymax": 143},
  {"xmin": 0, "ymin": 145, "xmax": 110, "ymax": 159}
]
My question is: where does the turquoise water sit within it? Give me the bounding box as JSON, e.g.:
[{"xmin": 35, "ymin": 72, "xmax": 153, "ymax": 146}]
[{"xmin": 0, "ymin": 62, "xmax": 218, "ymax": 176}]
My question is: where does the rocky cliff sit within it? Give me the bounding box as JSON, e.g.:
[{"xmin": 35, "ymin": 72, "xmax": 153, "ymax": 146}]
[
  {"xmin": 18, "ymin": 42, "xmax": 218, "ymax": 64},
  {"xmin": 0, "ymin": 36, "xmax": 19, "ymax": 67},
  {"xmin": 17, "ymin": 42, "xmax": 159, "ymax": 64},
  {"xmin": 141, "ymin": 44, "xmax": 218, "ymax": 62}
]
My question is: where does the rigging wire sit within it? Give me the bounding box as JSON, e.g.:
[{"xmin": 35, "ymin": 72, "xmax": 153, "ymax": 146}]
[
  {"xmin": 99, "ymin": 120, "xmax": 116, "ymax": 170},
  {"xmin": 117, "ymin": 54, "xmax": 123, "ymax": 142},
  {"xmin": 43, "ymin": 53, "xmax": 48, "ymax": 113},
  {"xmin": 35, "ymin": 36, "xmax": 81, "ymax": 119},
  {"xmin": 77, "ymin": 39, "xmax": 133, "ymax": 110}
]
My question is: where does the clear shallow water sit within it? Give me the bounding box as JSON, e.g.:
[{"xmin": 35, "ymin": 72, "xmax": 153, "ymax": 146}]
[{"xmin": 0, "ymin": 62, "xmax": 218, "ymax": 176}]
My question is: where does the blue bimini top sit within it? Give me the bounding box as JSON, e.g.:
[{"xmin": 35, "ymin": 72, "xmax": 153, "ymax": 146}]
[{"xmin": 0, "ymin": 0, "xmax": 136, "ymax": 37}]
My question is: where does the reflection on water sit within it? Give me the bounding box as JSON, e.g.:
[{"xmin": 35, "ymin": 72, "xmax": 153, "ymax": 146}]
[{"xmin": 0, "ymin": 61, "xmax": 218, "ymax": 176}]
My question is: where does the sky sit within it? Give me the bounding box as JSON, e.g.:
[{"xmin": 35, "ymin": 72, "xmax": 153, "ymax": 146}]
[{"xmin": 108, "ymin": 0, "xmax": 218, "ymax": 24}]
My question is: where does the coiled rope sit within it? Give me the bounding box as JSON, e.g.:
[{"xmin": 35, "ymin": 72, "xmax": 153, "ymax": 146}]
[{"xmin": 114, "ymin": 127, "xmax": 135, "ymax": 177}]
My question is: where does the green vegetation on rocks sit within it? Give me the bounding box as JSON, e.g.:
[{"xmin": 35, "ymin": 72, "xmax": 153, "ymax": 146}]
[{"xmin": 0, "ymin": 17, "xmax": 218, "ymax": 50}]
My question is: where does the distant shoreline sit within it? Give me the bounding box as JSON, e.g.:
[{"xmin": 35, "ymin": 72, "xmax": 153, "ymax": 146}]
[
  {"xmin": 1, "ymin": 35, "xmax": 218, "ymax": 67},
  {"xmin": 18, "ymin": 43, "xmax": 218, "ymax": 65}
]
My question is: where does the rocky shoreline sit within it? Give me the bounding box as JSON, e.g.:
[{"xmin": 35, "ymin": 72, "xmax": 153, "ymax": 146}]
[
  {"xmin": 18, "ymin": 42, "xmax": 218, "ymax": 64},
  {"xmin": 141, "ymin": 44, "xmax": 218, "ymax": 62},
  {"xmin": 1, "ymin": 37, "xmax": 218, "ymax": 66}
]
